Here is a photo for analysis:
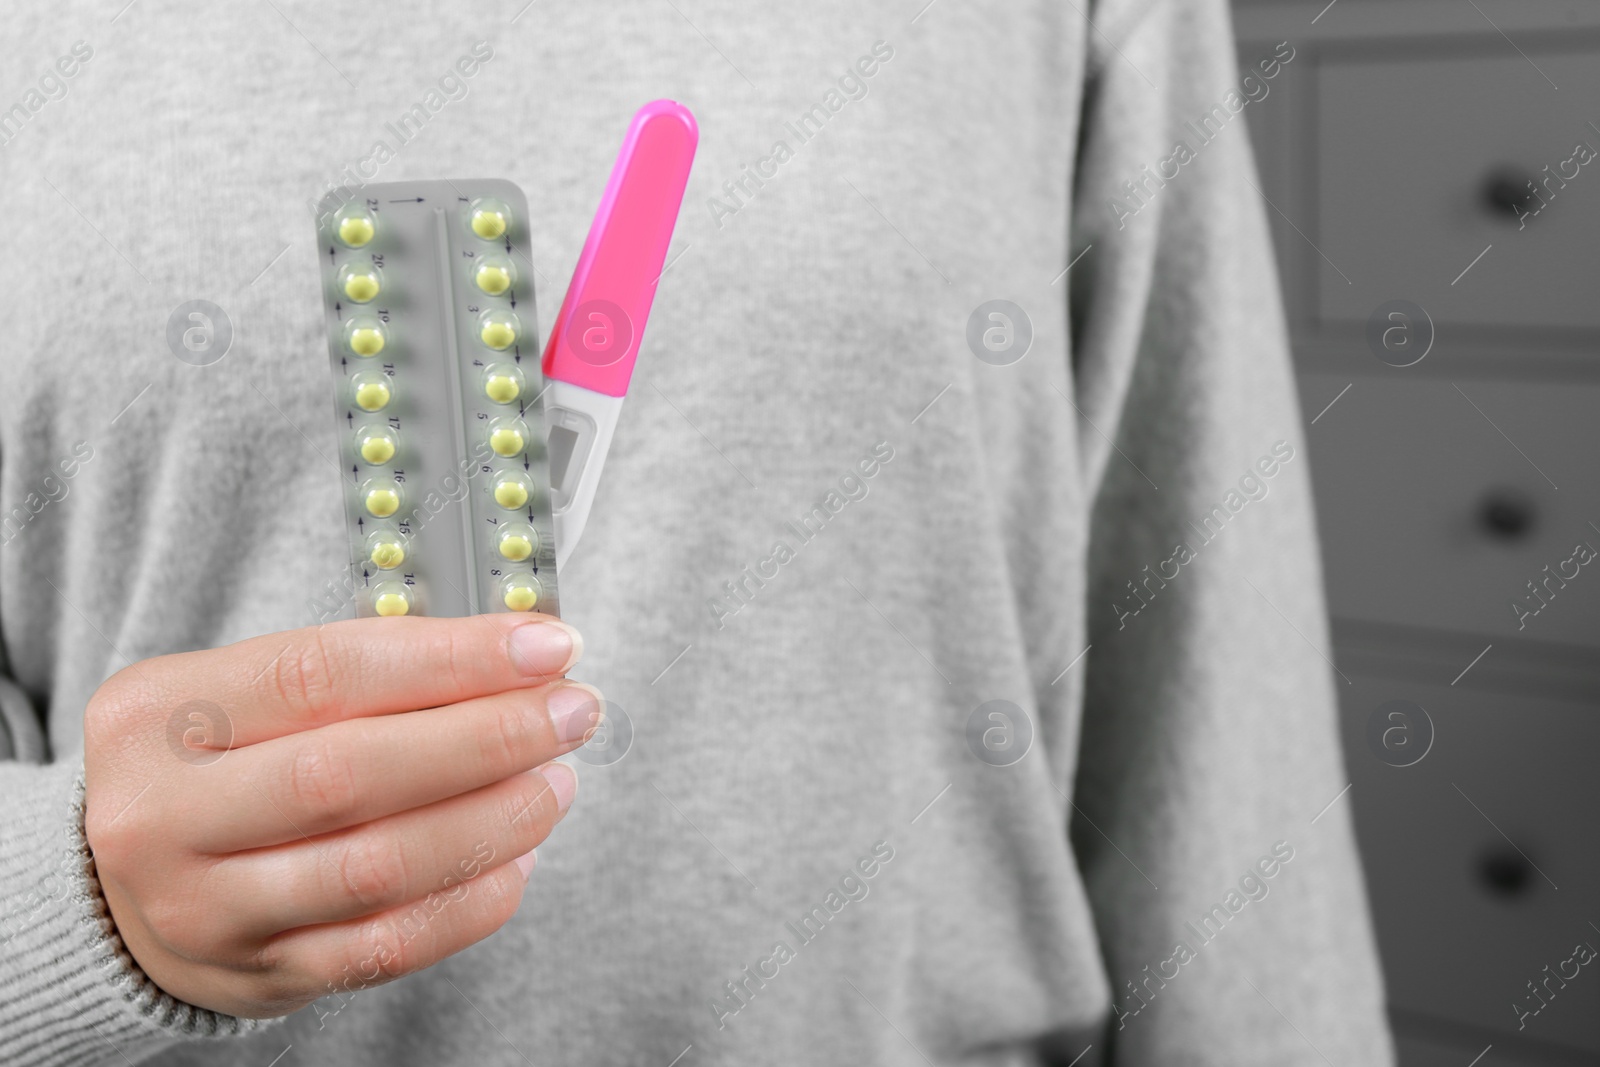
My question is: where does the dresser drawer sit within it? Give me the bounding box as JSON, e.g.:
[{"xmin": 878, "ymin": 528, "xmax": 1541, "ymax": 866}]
[
  {"xmin": 1299, "ymin": 373, "xmax": 1600, "ymax": 643},
  {"xmin": 1314, "ymin": 45, "xmax": 1600, "ymax": 336},
  {"xmin": 1337, "ymin": 673, "xmax": 1600, "ymax": 1053}
]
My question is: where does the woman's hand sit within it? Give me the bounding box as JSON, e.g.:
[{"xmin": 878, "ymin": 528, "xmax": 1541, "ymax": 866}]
[{"xmin": 83, "ymin": 612, "xmax": 599, "ymax": 1018}]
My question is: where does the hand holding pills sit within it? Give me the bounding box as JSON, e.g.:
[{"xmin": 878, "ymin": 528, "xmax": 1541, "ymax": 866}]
[{"xmin": 81, "ymin": 613, "xmax": 599, "ymax": 1018}]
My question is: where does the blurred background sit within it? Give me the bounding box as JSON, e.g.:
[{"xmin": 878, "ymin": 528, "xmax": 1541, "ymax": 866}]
[{"xmin": 1232, "ymin": 1, "xmax": 1599, "ymax": 1064}]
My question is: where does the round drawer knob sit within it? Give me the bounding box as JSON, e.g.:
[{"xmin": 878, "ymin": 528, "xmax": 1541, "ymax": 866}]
[
  {"xmin": 1482, "ymin": 168, "xmax": 1538, "ymax": 219},
  {"xmin": 1479, "ymin": 490, "xmax": 1535, "ymax": 540},
  {"xmin": 1478, "ymin": 847, "xmax": 1536, "ymax": 897}
]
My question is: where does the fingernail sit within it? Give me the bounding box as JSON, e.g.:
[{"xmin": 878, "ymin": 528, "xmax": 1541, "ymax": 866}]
[
  {"xmin": 508, "ymin": 620, "xmax": 582, "ymax": 678},
  {"xmin": 542, "ymin": 761, "xmax": 578, "ymax": 815},
  {"xmin": 546, "ymin": 682, "xmax": 605, "ymax": 746},
  {"xmin": 514, "ymin": 849, "xmax": 537, "ymax": 882}
]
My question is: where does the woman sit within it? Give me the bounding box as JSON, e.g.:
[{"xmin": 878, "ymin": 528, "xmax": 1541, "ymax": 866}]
[{"xmin": 0, "ymin": 1, "xmax": 1390, "ymax": 1063}]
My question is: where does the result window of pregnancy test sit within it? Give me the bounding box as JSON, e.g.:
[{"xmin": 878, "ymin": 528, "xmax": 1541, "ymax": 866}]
[
  {"xmin": 547, "ymin": 412, "xmax": 594, "ymax": 513},
  {"xmin": 549, "ymin": 425, "xmax": 580, "ymax": 493}
]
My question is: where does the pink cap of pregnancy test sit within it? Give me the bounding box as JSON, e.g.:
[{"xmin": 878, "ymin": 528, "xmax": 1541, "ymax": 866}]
[{"xmin": 542, "ymin": 100, "xmax": 699, "ymax": 397}]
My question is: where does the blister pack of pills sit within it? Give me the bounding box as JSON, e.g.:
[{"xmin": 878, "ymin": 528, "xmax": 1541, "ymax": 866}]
[{"xmin": 313, "ymin": 181, "xmax": 560, "ymax": 619}]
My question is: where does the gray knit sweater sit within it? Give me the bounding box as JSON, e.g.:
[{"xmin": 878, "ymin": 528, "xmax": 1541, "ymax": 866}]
[{"xmin": 0, "ymin": 1, "xmax": 1393, "ymax": 1064}]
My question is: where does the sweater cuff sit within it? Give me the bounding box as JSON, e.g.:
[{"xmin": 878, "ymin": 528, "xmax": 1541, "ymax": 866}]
[{"xmin": 0, "ymin": 761, "xmax": 281, "ymax": 1066}]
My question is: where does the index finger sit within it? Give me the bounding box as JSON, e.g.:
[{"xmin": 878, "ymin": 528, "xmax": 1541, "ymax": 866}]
[{"xmin": 157, "ymin": 613, "xmax": 582, "ymax": 747}]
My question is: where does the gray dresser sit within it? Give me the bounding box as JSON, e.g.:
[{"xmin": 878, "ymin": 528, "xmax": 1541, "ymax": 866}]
[{"xmin": 1232, "ymin": 2, "xmax": 1600, "ymax": 1064}]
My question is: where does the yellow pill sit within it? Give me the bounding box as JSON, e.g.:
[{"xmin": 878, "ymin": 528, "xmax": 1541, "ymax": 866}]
[
  {"xmin": 369, "ymin": 540, "xmax": 405, "ymax": 569},
  {"xmin": 348, "ymin": 326, "xmax": 385, "ymax": 357},
  {"xmin": 493, "ymin": 477, "xmax": 529, "ymax": 510},
  {"xmin": 365, "ymin": 487, "xmax": 400, "ymax": 518},
  {"xmin": 471, "ymin": 206, "xmax": 509, "ymax": 240},
  {"xmin": 485, "ymin": 373, "xmax": 520, "ymax": 404},
  {"xmin": 355, "ymin": 424, "xmax": 397, "ymax": 465},
  {"xmin": 343, "ymin": 269, "xmax": 381, "ymax": 303},
  {"xmin": 355, "ymin": 380, "xmax": 391, "ymax": 412},
  {"xmin": 373, "ymin": 591, "xmax": 410, "ymax": 616},
  {"xmin": 498, "ymin": 533, "xmax": 534, "ymax": 562},
  {"xmin": 502, "ymin": 582, "xmax": 539, "ymax": 612},
  {"xmin": 338, "ymin": 214, "xmax": 375, "ymax": 248},
  {"xmin": 474, "ymin": 262, "xmax": 512, "ymax": 296},
  {"xmin": 359, "ymin": 434, "xmax": 395, "ymax": 464},
  {"xmin": 480, "ymin": 317, "xmax": 517, "ymax": 350},
  {"xmin": 489, "ymin": 425, "xmax": 525, "ymax": 457}
]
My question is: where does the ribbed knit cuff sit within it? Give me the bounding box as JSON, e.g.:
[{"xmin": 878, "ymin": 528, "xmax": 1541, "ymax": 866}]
[{"xmin": 0, "ymin": 761, "xmax": 281, "ymax": 1066}]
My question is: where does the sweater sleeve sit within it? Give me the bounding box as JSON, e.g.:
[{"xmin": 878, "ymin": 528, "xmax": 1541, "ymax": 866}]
[
  {"xmin": 1065, "ymin": 1, "xmax": 1396, "ymax": 1063},
  {"xmin": 0, "ymin": 672, "xmax": 277, "ymax": 1065}
]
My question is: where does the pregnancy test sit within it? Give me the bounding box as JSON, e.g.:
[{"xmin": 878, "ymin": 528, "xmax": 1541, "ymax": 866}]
[{"xmin": 542, "ymin": 99, "xmax": 699, "ymax": 568}]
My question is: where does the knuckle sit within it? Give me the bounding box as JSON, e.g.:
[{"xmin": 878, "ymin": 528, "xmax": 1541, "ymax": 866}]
[
  {"xmin": 237, "ymin": 937, "xmax": 341, "ymax": 1017},
  {"xmin": 333, "ymin": 832, "xmax": 411, "ymax": 910},
  {"xmin": 84, "ymin": 664, "xmax": 161, "ymax": 752},
  {"xmin": 83, "ymin": 670, "xmax": 133, "ymax": 738},
  {"xmin": 83, "ymin": 800, "xmax": 133, "ymax": 871},
  {"xmin": 441, "ymin": 626, "xmax": 473, "ymax": 699},
  {"xmin": 480, "ymin": 702, "xmax": 539, "ymax": 777},
  {"xmin": 242, "ymin": 961, "xmax": 317, "ymax": 1016},
  {"xmin": 349, "ymin": 912, "xmax": 412, "ymax": 984},
  {"xmin": 286, "ymin": 735, "xmax": 360, "ymax": 823},
  {"xmin": 140, "ymin": 892, "xmax": 198, "ymax": 953},
  {"xmin": 502, "ymin": 773, "xmax": 557, "ymax": 839},
  {"xmin": 244, "ymin": 930, "xmax": 289, "ymax": 977},
  {"xmin": 474, "ymin": 863, "xmax": 527, "ymax": 927},
  {"xmin": 85, "ymin": 791, "xmax": 168, "ymax": 881},
  {"xmin": 271, "ymin": 629, "xmax": 342, "ymax": 724}
]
